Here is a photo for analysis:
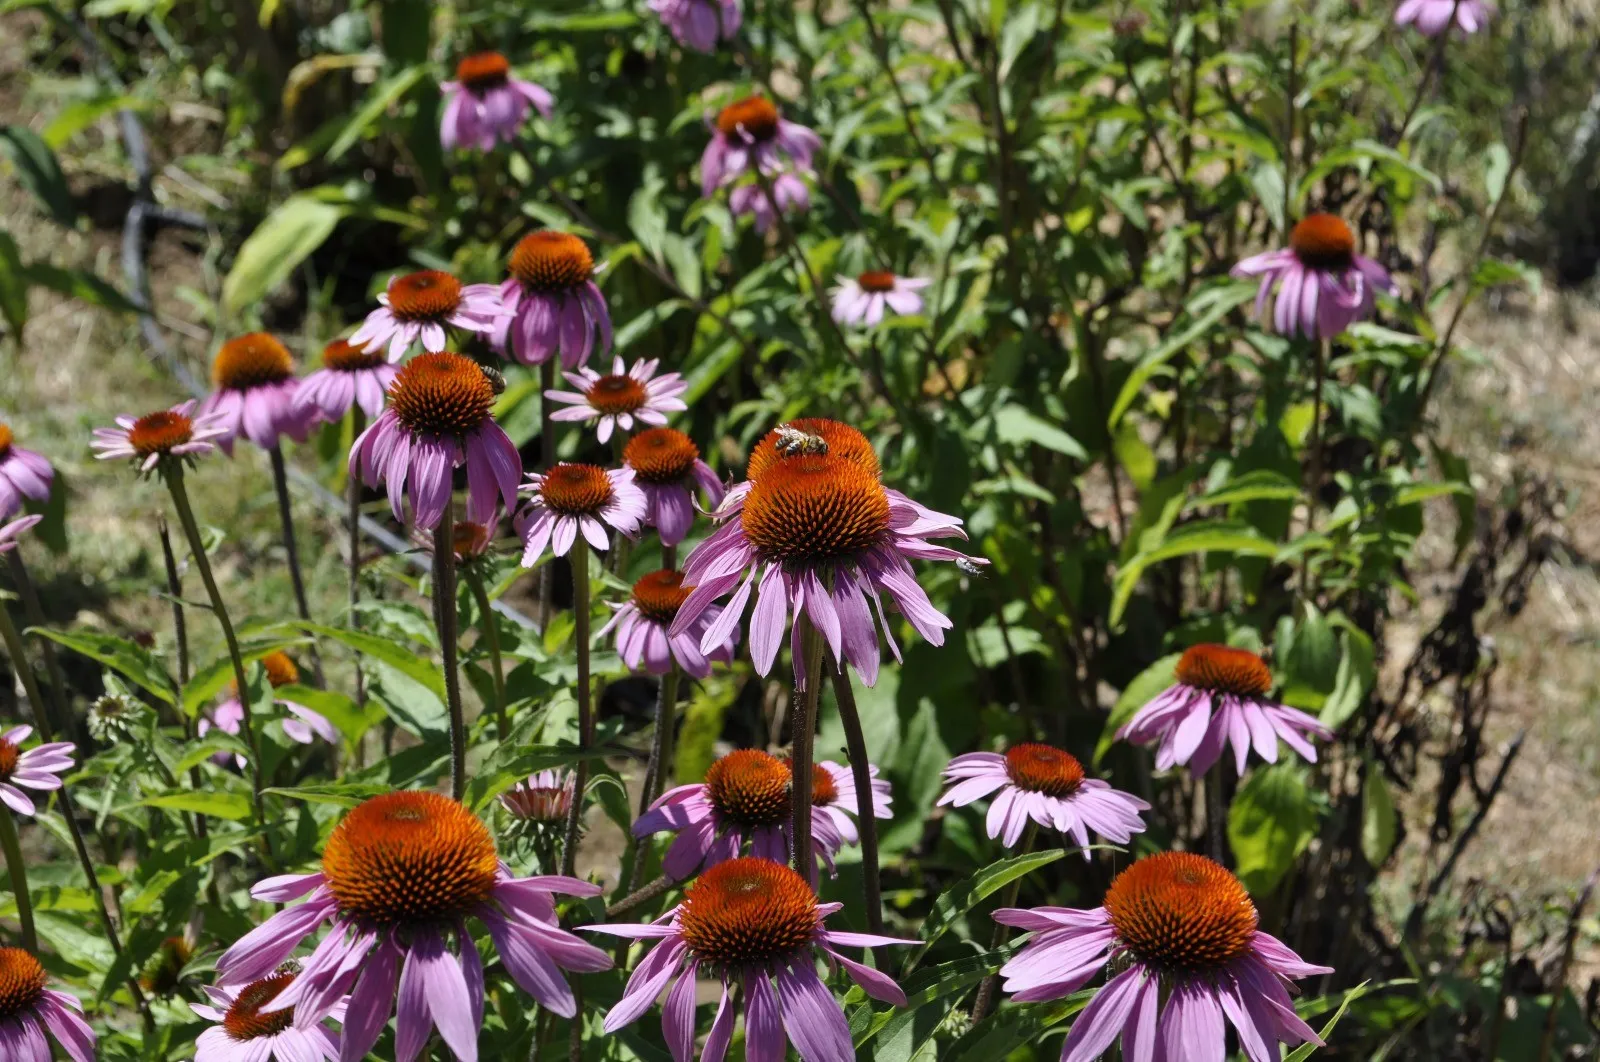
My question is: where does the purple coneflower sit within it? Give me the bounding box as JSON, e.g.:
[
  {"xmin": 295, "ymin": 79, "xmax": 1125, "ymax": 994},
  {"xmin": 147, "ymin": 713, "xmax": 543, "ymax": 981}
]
[
  {"xmin": 294, "ymin": 338, "xmax": 399, "ymax": 424},
  {"xmin": 493, "ymin": 231, "xmax": 611, "ymax": 369},
  {"xmin": 728, "ymin": 172, "xmax": 810, "ymax": 234},
  {"xmin": 1231, "ymin": 214, "xmax": 1395, "ymax": 340},
  {"xmin": 597, "ymin": 569, "xmax": 738, "ymax": 679},
  {"xmin": 349, "ymin": 352, "xmax": 521, "ymax": 529},
  {"xmin": 198, "ymin": 334, "xmax": 313, "ymax": 455},
  {"xmin": 0, "ymin": 724, "xmax": 74, "ymax": 817},
  {"xmin": 1118, "ymin": 644, "xmax": 1333, "ymax": 776},
  {"xmin": 0, "ymin": 425, "xmax": 52, "ymax": 521},
  {"xmin": 633, "ymin": 748, "xmax": 891, "ymax": 879},
  {"xmin": 701, "ymin": 95, "xmax": 821, "ymax": 196},
  {"xmin": 199, "ymin": 652, "xmax": 336, "ymax": 764},
  {"xmin": 439, "ymin": 51, "xmax": 554, "ymax": 152},
  {"xmin": 517, "ymin": 463, "xmax": 646, "ymax": 566},
  {"xmin": 545, "ymin": 356, "xmax": 688, "ymax": 444},
  {"xmin": 0, "ymin": 514, "xmax": 40, "ymax": 555},
  {"xmin": 995, "ymin": 852, "xmax": 1331, "ymax": 1062},
  {"xmin": 937, "ymin": 743, "xmax": 1149, "ymax": 853},
  {"xmin": 1396, "ymin": 0, "xmax": 1490, "ymax": 35},
  {"xmin": 500, "ymin": 769, "xmax": 576, "ymax": 823},
  {"xmin": 215, "ymin": 791, "xmax": 612, "ymax": 1062},
  {"xmin": 830, "ymin": 271, "xmax": 932, "ymax": 326},
  {"xmin": 0, "ymin": 947, "xmax": 95, "ymax": 1061},
  {"xmin": 91, "ymin": 402, "xmax": 231, "ymax": 474},
  {"xmin": 189, "ymin": 972, "xmax": 344, "ymax": 1062},
  {"xmin": 623, "ymin": 428, "xmax": 724, "ymax": 546},
  {"xmin": 671, "ymin": 419, "xmax": 983, "ymax": 688},
  {"xmin": 350, "ymin": 270, "xmax": 504, "ymax": 362},
  {"xmin": 650, "ymin": 0, "xmax": 741, "ymax": 52},
  {"xmin": 587, "ymin": 857, "xmax": 910, "ymax": 1061}
]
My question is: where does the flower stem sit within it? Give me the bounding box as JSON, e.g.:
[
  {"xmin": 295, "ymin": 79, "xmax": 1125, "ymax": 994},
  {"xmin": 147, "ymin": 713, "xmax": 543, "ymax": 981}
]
[
  {"xmin": 1300, "ymin": 338, "xmax": 1328, "ymax": 597},
  {"xmin": 5, "ymin": 553, "xmax": 74, "ymax": 739},
  {"xmin": 347, "ymin": 409, "xmax": 367, "ymax": 724},
  {"xmin": 0, "ymin": 804, "xmax": 35, "ymax": 950},
  {"xmin": 560, "ymin": 543, "xmax": 593, "ymax": 879},
  {"xmin": 1207, "ymin": 762, "xmax": 1229, "ymax": 864},
  {"xmin": 642, "ymin": 666, "xmax": 680, "ymax": 813},
  {"xmin": 268, "ymin": 443, "xmax": 322, "ymax": 686},
  {"xmin": 789, "ymin": 615, "xmax": 825, "ymax": 877},
  {"xmin": 158, "ymin": 518, "xmax": 207, "ymax": 843},
  {"xmin": 537, "ymin": 360, "xmax": 557, "ymax": 631},
  {"xmin": 971, "ymin": 821, "xmax": 1037, "ymax": 1021},
  {"xmin": 464, "ymin": 567, "xmax": 508, "ymax": 741},
  {"xmin": 161, "ymin": 466, "xmax": 272, "ymax": 861},
  {"xmin": 830, "ymin": 668, "xmax": 886, "ymax": 952},
  {"xmin": 433, "ymin": 501, "xmax": 467, "ymax": 801}
]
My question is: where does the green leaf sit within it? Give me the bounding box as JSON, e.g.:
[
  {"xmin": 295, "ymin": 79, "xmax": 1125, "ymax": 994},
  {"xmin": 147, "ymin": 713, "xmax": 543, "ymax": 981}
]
[
  {"xmin": 1484, "ymin": 143, "xmax": 1511, "ymax": 207},
  {"xmin": 42, "ymin": 95, "xmax": 147, "ymax": 149},
  {"xmin": 0, "ymin": 126, "xmax": 75, "ymax": 225},
  {"xmin": 31, "ymin": 628, "xmax": 176, "ymax": 704},
  {"xmin": 1284, "ymin": 981, "xmax": 1371, "ymax": 1060},
  {"xmin": 24, "ymin": 263, "xmax": 141, "ymax": 314},
  {"xmin": 35, "ymin": 912, "xmax": 114, "ymax": 971},
  {"xmin": 902, "ymin": 849, "xmax": 1064, "ymax": 972},
  {"xmin": 1191, "ymin": 469, "xmax": 1302, "ymax": 509},
  {"xmin": 1228, "ymin": 763, "xmax": 1317, "ymax": 894},
  {"xmin": 1108, "ymin": 284, "xmax": 1257, "ymax": 427},
  {"xmin": 1286, "ymin": 603, "xmax": 1339, "ymax": 693},
  {"xmin": 0, "ymin": 230, "xmax": 27, "ymax": 338},
  {"xmin": 1361, "ymin": 767, "xmax": 1397, "ymax": 866},
  {"xmin": 463, "ymin": 744, "xmax": 613, "ymax": 811},
  {"xmin": 222, "ymin": 194, "xmax": 346, "ymax": 315},
  {"xmin": 1321, "ymin": 626, "xmax": 1374, "ymax": 728},
  {"xmin": 275, "ymin": 684, "xmax": 385, "ymax": 748},
  {"xmin": 851, "ymin": 951, "xmax": 1016, "ymax": 1049},
  {"xmin": 1096, "ymin": 653, "xmax": 1182, "ymax": 764},
  {"xmin": 947, "ymin": 995, "xmax": 1089, "ymax": 1061},
  {"xmin": 990, "ymin": 404, "xmax": 1088, "ymax": 460},
  {"xmin": 327, "ymin": 65, "xmax": 427, "ymax": 162},
  {"xmin": 180, "ymin": 638, "xmax": 308, "ymax": 718},
  {"xmin": 263, "ymin": 782, "xmax": 392, "ymax": 808},
  {"xmin": 140, "ymin": 790, "xmax": 253, "ymax": 820},
  {"xmin": 1111, "ymin": 522, "xmax": 1280, "ymax": 627},
  {"xmin": 297, "ymin": 623, "xmax": 445, "ymax": 700}
]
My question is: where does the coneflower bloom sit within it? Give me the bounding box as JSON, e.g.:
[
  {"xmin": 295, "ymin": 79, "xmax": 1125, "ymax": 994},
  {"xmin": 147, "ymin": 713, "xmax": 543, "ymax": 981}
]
[
  {"xmin": 0, "ymin": 514, "xmax": 40, "ymax": 555},
  {"xmin": 588, "ymin": 857, "xmax": 909, "ymax": 1062},
  {"xmin": 671, "ymin": 418, "xmax": 983, "ymax": 687},
  {"xmin": 728, "ymin": 171, "xmax": 810, "ymax": 234},
  {"xmin": 198, "ymin": 334, "xmax": 313, "ymax": 454},
  {"xmin": 830, "ymin": 271, "xmax": 931, "ymax": 327},
  {"xmin": 1231, "ymin": 214, "xmax": 1395, "ymax": 340},
  {"xmin": 937, "ymin": 744, "xmax": 1149, "ymax": 853},
  {"xmin": 0, "ymin": 724, "xmax": 74, "ymax": 817},
  {"xmin": 493, "ymin": 231, "xmax": 611, "ymax": 369},
  {"xmin": 90, "ymin": 401, "xmax": 231, "ymax": 474},
  {"xmin": 545, "ymin": 357, "xmax": 689, "ymax": 444},
  {"xmin": 701, "ymin": 95, "xmax": 822, "ymax": 196},
  {"xmin": 650, "ymin": 0, "xmax": 741, "ymax": 52},
  {"xmin": 517, "ymin": 463, "xmax": 646, "ymax": 566},
  {"xmin": 294, "ymin": 338, "xmax": 400, "ymax": 424},
  {"xmin": 439, "ymin": 51, "xmax": 554, "ymax": 152},
  {"xmin": 139, "ymin": 934, "xmax": 195, "ymax": 995},
  {"xmin": 199, "ymin": 652, "xmax": 337, "ymax": 761},
  {"xmin": 349, "ymin": 352, "xmax": 522, "ymax": 529},
  {"xmin": 623, "ymin": 428, "xmax": 725, "ymax": 546},
  {"xmin": 0, "ymin": 425, "xmax": 52, "ymax": 521},
  {"xmin": 189, "ymin": 972, "xmax": 344, "ymax": 1062},
  {"xmin": 597, "ymin": 569, "xmax": 738, "ymax": 679},
  {"xmin": 215, "ymin": 791, "xmax": 613, "ymax": 1062},
  {"xmin": 995, "ymin": 852, "xmax": 1331, "ymax": 1062},
  {"xmin": 350, "ymin": 270, "xmax": 504, "ymax": 362},
  {"xmin": 0, "ymin": 947, "xmax": 96, "ymax": 1061},
  {"xmin": 1396, "ymin": 0, "xmax": 1490, "ymax": 35},
  {"xmin": 633, "ymin": 748, "xmax": 891, "ymax": 879},
  {"xmin": 500, "ymin": 769, "xmax": 576, "ymax": 822},
  {"xmin": 1118, "ymin": 644, "xmax": 1333, "ymax": 776}
]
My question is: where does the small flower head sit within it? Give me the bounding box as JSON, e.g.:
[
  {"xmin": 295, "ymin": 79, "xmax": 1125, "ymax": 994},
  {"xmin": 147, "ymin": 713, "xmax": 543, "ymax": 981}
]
[
  {"xmin": 0, "ymin": 423, "xmax": 53, "ymax": 522},
  {"xmin": 546, "ymin": 357, "xmax": 688, "ymax": 444},
  {"xmin": 598, "ymin": 568, "xmax": 739, "ymax": 678},
  {"xmin": 201, "ymin": 652, "xmax": 336, "ymax": 759},
  {"xmin": 622, "ymin": 427, "xmax": 726, "ymax": 543},
  {"xmin": 0, "ymin": 946, "xmax": 96, "ymax": 1062},
  {"xmin": 830, "ymin": 271, "xmax": 932, "ymax": 327},
  {"xmin": 1396, "ymin": 0, "xmax": 1490, "ymax": 36},
  {"xmin": 93, "ymin": 401, "xmax": 231, "ymax": 474},
  {"xmin": 1118, "ymin": 643, "xmax": 1335, "ymax": 776},
  {"xmin": 0, "ymin": 724, "xmax": 76, "ymax": 817},
  {"xmin": 517, "ymin": 463, "xmax": 647, "ymax": 566},
  {"xmin": 938, "ymin": 743, "xmax": 1149, "ymax": 852},
  {"xmin": 728, "ymin": 171, "xmax": 811, "ymax": 233},
  {"xmin": 199, "ymin": 334, "xmax": 313, "ymax": 454},
  {"xmin": 440, "ymin": 51, "xmax": 554, "ymax": 152},
  {"xmin": 495, "ymin": 231, "xmax": 612, "ymax": 369},
  {"xmin": 995, "ymin": 852, "xmax": 1332, "ymax": 1062},
  {"xmin": 500, "ymin": 769, "xmax": 576, "ymax": 823},
  {"xmin": 350, "ymin": 352, "xmax": 522, "ymax": 529},
  {"xmin": 88, "ymin": 690, "xmax": 152, "ymax": 743},
  {"xmin": 294, "ymin": 338, "xmax": 400, "ymax": 424},
  {"xmin": 350, "ymin": 270, "xmax": 505, "ymax": 362},
  {"xmin": 190, "ymin": 969, "xmax": 344, "ymax": 1062},
  {"xmin": 701, "ymin": 94, "xmax": 822, "ymax": 198},
  {"xmin": 1231, "ymin": 213, "xmax": 1396, "ymax": 340},
  {"xmin": 139, "ymin": 934, "xmax": 195, "ymax": 995},
  {"xmin": 649, "ymin": 0, "xmax": 741, "ymax": 52}
]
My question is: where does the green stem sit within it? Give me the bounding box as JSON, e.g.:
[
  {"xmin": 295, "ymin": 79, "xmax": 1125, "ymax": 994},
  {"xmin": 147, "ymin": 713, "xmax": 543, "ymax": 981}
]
[
  {"xmin": 5, "ymin": 553, "xmax": 73, "ymax": 740},
  {"xmin": 789, "ymin": 616, "xmax": 825, "ymax": 876},
  {"xmin": 433, "ymin": 502, "xmax": 467, "ymax": 800},
  {"xmin": 1300, "ymin": 338, "xmax": 1328, "ymax": 598},
  {"xmin": 537, "ymin": 360, "xmax": 556, "ymax": 631},
  {"xmin": 268, "ymin": 443, "xmax": 322, "ymax": 686},
  {"xmin": 560, "ymin": 544, "xmax": 592, "ymax": 879},
  {"xmin": 161, "ymin": 466, "xmax": 271, "ymax": 860},
  {"xmin": 347, "ymin": 408, "xmax": 367, "ymax": 722},
  {"xmin": 0, "ymin": 804, "xmax": 35, "ymax": 950},
  {"xmin": 464, "ymin": 568, "xmax": 508, "ymax": 742},
  {"xmin": 830, "ymin": 668, "xmax": 886, "ymax": 951},
  {"xmin": 971, "ymin": 821, "xmax": 1038, "ymax": 1020}
]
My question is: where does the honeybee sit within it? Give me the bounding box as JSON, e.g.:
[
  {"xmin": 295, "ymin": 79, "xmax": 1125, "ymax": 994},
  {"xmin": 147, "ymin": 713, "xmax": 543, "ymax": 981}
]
[{"xmin": 774, "ymin": 425, "xmax": 829, "ymax": 457}]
